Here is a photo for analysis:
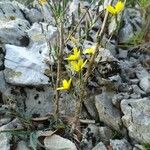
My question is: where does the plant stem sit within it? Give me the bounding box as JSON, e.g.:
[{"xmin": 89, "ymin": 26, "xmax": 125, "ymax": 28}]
[
  {"xmin": 84, "ymin": 6, "xmax": 111, "ymax": 83},
  {"xmin": 55, "ymin": 21, "xmax": 64, "ymax": 116}
]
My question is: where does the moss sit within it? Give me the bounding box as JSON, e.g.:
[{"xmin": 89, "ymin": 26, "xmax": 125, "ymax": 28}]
[{"xmin": 6, "ymin": 68, "xmax": 22, "ymax": 78}]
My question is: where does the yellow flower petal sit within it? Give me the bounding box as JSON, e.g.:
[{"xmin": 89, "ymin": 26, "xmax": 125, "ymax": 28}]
[
  {"xmin": 106, "ymin": 1, "xmax": 124, "ymax": 15},
  {"xmin": 81, "ymin": 59, "xmax": 87, "ymax": 69},
  {"xmin": 65, "ymin": 48, "xmax": 80, "ymax": 61},
  {"xmin": 115, "ymin": 1, "xmax": 124, "ymax": 13},
  {"xmin": 106, "ymin": 5, "xmax": 116, "ymax": 15},
  {"xmin": 39, "ymin": 0, "xmax": 47, "ymax": 5},
  {"xmin": 57, "ymin": 78, "xmax": 72, "ymax": 91},
  {"xmin": 84, "ymin": 46, "xmax": 96, "ymax": 55},
  {"xmin": 57, "ymin": 87, "xmax": 66, "ymax": 90},
  {"xmin": 70, "ymin": 59, "xmax": 87, "ymax": 72}
]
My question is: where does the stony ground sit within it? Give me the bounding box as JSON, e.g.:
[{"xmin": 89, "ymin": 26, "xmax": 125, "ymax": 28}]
[{"xmin": 0, "ymin": 0, "xmax": 150, "ymax": 150}]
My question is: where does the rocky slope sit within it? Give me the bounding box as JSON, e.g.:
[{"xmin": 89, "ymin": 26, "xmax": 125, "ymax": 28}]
[{"xmin": 0, "ymin": 0, "xmax": 149, "ymax": 150}]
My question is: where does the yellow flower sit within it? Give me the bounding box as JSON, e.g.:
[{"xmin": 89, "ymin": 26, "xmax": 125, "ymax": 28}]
[
  {"xmin": 39, "ymin": 0, "xmax": 47, "ymax": 6},
  {"xmin": 70, "ymin": 59, "xmax": 87, "ymax": 72},
  {"xmin": 83, "ymin": 46, "xmax": 96, "ymax": 55},
  {"xmin": 65, "ymin": 48, "xmax": 80, "ymax": 61},
  {"xmin": 57, "ymin": 78, "xmax": 72, "ymax": 91},
  {"xmin": 106, "ymin": 1, "xmax": 124, "ymax": 15}
]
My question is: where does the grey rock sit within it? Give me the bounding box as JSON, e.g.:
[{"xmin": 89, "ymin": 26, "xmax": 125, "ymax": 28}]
[
  {"xmin": 112, "ymin": 93, "xmax": 129, "ymax": 109},
  {"xmin": 44, "ymin": 134, "xmax": 77, "ymax": 150},
  {"xmin": 96, "ymin": 47, "xmax": 117, "ymax": 63},
  {"xmin": 25, "ymin": 87, "xmax": 54, "ymax": 117},
  {"xmin": 59, "ymin": 92, "xmax": 77, "ymax": 116},
  {"xmin": 92, "ymin": 142, "xmax": 107, "ymax": 150},
  {"xmin": 0, "ymin": 132, "xmax": 11, "ymax": 150},
  {"xmin": 95, "ymin": 91, "xmax": 122, "ymax": 131},
  {"xmin": 135, "ymin": 64, "xmax": 149, "ymax": 80},
  {"xmin": 16, "ymin": 141, "xmax": 30, "ymax": 150},
  {"xmin": 3, "ymin": 86, "xmax": 55, "ymax": 117},
  {"xmin": 121, "ymin": 98, "xmax": 150, "ymax": 143},
  {"xmin": 0, "ymin": 118, "xmax": 11, "ymax": 127},
  {"xmin": 133, "ymin": 144, "xmax": 145, "ymax": 150},
  {"xmin": 27, "ymin": 22, "xmax": 57, "ymax": 47},
  {"xmin": 110, "ymin": 139, "xmax": 132, "ymax": 150},
  {"xmin": 99, "ymin": 127, "xmax": 113, "ymax": 144},
  {"xmin": 101, "ymin": 35, "xmax": 116, "ymax": 56},
  {"xmin": 81, "ymin": 124, "xmax": 99, "ymax": 150},
  {"xmin": 139, "ymin": 76, "xmax": 150, "ymax": 93},
  {"xmin": 4, "ymin": 44, "xmax": 50, "ymax": 86},
  {"xmin": 0, "ymin": 19, "xmax": 30, "ymax": 46},
  {"xmin": 0, "ymin": 1, "xmax": 25, "ymax": 20},
  {"xmin": 83, "ymin": 96, "xmax": 98, "ymax": 119},
  {"xmin": 24, "ymin": 8, "xmax": 44, "ymax": 23},
  {"xmin": 0, "ymin": 71, "xmax": 7, "ymax": 93},
  {"xmin": 118, "ymin": 49, "xmax": 128, "ymax": 59},
  {"xmin": 119, "ymin": 8, "xmax": 142, "ymax": 43},
  {"xmin": 0, "ymin": 118, "xmax": 22, "ymax": 150}
]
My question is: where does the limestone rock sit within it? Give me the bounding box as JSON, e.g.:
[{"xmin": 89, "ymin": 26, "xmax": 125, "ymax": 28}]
[
  {"xmin": 16, "ymin": 141, "xmax": 30, "ymax": 150},
  {"xmin": 81, "ymin": 124, "xmax": 100, "ymax": 150},
  {"xmin": 0, "ymin": 71, "xmax": 7, "ymax": 93},
  {"xmin": 119, "ymin": 8, "xmax": 142, "ymax": 43},
  {"xmin": 0, "ymin": 19, "xmax": 30, "ymax": 46},
  {"xmin": 139, "ymin": 76, "xmax": 150, "ymax": 93},
  {"xmin": 99, "ymin": 127, "xmax": 113, "ymax": 144},
  {"xmin": 121, "ymin": 98, "xmax": 150, "ymax": 143},
  {"xmin": 0, "ymin": 1, "xmax": 25, "ymax": 20},
  {"xmin": 2, "ymin": 86, "xmax": 55, "ymax": 117},
  {"xmin": 4, "ymin": 44, "xmax": 50, "ymax": 86},
  {"xmin": 92, "ymin": 142, "xmax": 107, "ymax": 150},
  {"xmin": 0, "ymin": 118, "xmax": 22, "ymax": 150},
  {"xmin": 95, "ymin": 91, "xmax": 122, "ymax": 131},
  {"xmin": 110, "ymin": 139, "xmax": 132, "ymax": 150},
  {"xmin": 44, "ymin": 134, "xmax": 77, "ymax": 150},
  {"xmin": 25, "ymin": 87, "xmax": 54, "ymax": 117}
]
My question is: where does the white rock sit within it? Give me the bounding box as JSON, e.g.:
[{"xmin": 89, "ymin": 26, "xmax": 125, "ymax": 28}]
[
  {"xmin": 24, "ymin": 8, "xmax": 44, "ymax": 23},
  {"xmin": 99, "ymin": 127, "xmax": 113, "ymax": 143},
  {"xmin": 0, "ymin": 1, "xmax": 25, "ymax": 20},
  {"xmin": 16, "ymin": 141, "xmax": 30, "ymax": 150},
  {"xmin": 110, "ymin": 139, "xmax": 132, "ymax": 150},
  {"xmin": 139, "ymin": 76, "xmax": 150, "ymax": 93},
  {"xmin": 2, "ymin": 86, "xmax": 55, "ymax": 117},
  {"xmin": 95, "ymin": 91, "xmax": 122, "ymax": 131},
  {"xmin": 69, "ymin": 0, "xmax": 79, "ymax": 17},
  {"xmin": 121, "ymin": 98, "xmax": 150, "ymax": 143},
  {"xmin": 4, "ymin": 44, "xmax": 50, "ymax": 86},
  {"xmin": 92, "ymin": 142, "xmax": 107, "ymax": 150},
  {"xmin": 25, "ymin": 87, "xmax": 54, "ymax": 117},
  {"xmin": 0, "ymin": 19, "xmax": 30, "ymax": 46},
  {"xmin": 0, "ymin": 119, "xmax": 22, "ymax": 150},
  {"xmin": 0, "ymin": 132, "xmax": 11, "ymax": 150},
  {"xmin": 28, "ymin": 22, "xmax": 57, "ymax": 47},
  {"xmin": 44, "ymin": 134, "xmax": 77, "ymax": 150}
]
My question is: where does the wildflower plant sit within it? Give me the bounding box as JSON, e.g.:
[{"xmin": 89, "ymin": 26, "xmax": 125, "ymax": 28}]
[{"xmin": 42, "ymin": 0, "xmax": 126, "ymax": 134}]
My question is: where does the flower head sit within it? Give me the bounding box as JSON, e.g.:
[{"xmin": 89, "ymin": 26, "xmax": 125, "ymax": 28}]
[
  {"xmin": 106, "ymin": 1, "xmax": 124, "ymax": 15},
  {"xmin": 84, "ymin": 46, "xmax": 96, "ymax": 55},
  {"xmin": 57, "ymin": 78, "xmax": 72, "ymax": 91},
  {"xmin": 70, "ymin": 59, "xmax": 87, "ymax": 72},
  {"xmin": 65, "ymin": 48, "xmax": 80, "ymax": 61},
  {"xmin": 39, "ymin": 0, "xmax": 47, "ymax": 6}
]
